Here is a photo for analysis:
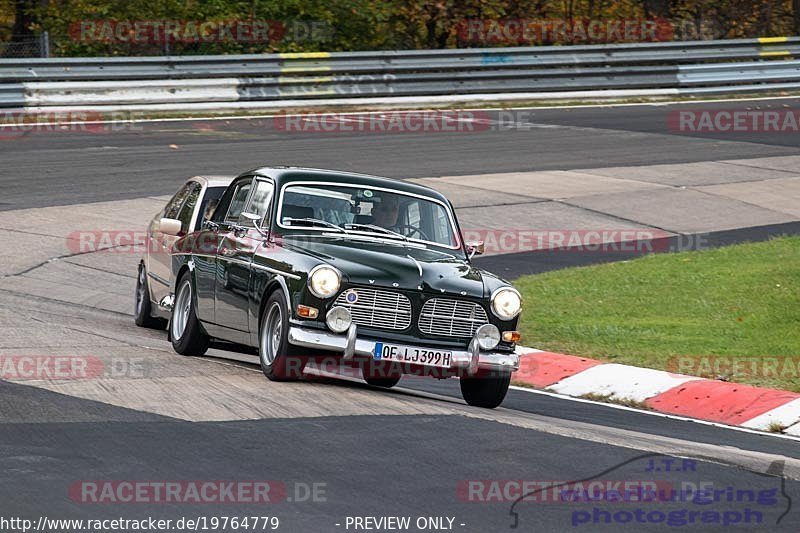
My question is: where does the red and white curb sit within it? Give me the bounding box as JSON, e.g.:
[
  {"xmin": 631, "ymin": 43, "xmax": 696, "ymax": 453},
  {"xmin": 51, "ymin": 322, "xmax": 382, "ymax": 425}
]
[{"xmin": 515, "ymin": 347, "xmax": 800, "ymax": 434}]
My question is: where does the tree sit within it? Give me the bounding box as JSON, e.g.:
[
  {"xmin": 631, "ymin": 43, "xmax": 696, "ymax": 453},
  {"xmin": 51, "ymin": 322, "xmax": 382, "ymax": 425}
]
[{"xmin": 11, "ymin": 0, "xmax": 43, "ymax": 39}]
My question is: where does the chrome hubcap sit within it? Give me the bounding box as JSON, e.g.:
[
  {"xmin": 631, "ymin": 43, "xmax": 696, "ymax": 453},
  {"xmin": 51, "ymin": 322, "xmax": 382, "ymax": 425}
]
[
  {"xmin": 260, "ymin": 302, "xmax": 282, "ymax": 366},
  {"xmin": 171, "ymin": 280, "xmax": 192, "ymax": 340}
]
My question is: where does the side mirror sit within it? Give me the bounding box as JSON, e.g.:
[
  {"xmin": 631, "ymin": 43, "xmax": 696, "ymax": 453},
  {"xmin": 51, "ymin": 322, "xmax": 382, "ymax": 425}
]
[
  {"xmin": 241, "ymin": 212, "xmax": 262, "ymax": 225},
  {"xmin": 159, "ymin": 218, "xmax": 183, "ymax": 236},
  {"xmin": 466, "ymin": 240, "xmax": 485, "ymax": 258},
  {"xmin": 241, "ymin": 212, "xmax": 268, "ymax": 238}
]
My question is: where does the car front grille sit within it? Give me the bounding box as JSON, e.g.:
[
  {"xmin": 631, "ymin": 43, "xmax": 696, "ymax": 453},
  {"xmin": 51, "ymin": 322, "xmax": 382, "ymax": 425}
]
[
  {"xmin": 334, "ymin": 288, "xmax": 412, "ymax": 330},
  {"xmin": 418, "ymin": 298, "xmax": 489, "ymax": 338}
]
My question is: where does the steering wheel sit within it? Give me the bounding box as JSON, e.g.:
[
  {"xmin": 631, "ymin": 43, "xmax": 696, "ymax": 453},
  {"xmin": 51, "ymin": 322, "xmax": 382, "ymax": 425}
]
[{"xmin": 392, "ymin": 224, "xmax": 430, "ymax": 241}]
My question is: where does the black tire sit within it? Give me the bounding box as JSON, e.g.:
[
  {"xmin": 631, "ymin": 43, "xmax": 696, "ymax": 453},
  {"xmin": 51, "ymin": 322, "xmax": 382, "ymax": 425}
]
[
  {"xmin": 134, "ymin": 264, "xmax": 167, "ymax": 329},
  {"xmin": 362, "ymin": 360, "xmax": 402, "ymax": 388},
  {"xmin": 259, "ymin": 291, "xmax": 306, "ymax": 381},
  {"xmin": 460, "ymin": 370, "xmax": 512, "ymax": 408},
  {"xmin": 170, "ymin": 272, "xmax": 210, "ymax": 356}
]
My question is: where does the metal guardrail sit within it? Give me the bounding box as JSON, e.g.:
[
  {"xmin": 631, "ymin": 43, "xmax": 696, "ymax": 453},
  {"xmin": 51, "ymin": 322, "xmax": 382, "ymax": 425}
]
[{"xmin": 3, "ymin": 37, "xmax": 800, "ymax": 110}]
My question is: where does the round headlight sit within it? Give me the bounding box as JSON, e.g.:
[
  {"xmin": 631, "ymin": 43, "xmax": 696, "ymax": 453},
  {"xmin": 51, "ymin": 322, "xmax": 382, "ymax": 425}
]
[
  {"xmin": 308, "ymin": 265, "xmax": 341, "ymax": 299},
  {"xmin": 491, "ymin": 288, "xmax": 522, "ymax": 320},
  {"xmin": 326, "ymin": 306, "xmax": 352, "ymax": 333},
  {"xmin": 476, "ymin": 323, "xmax": 501, "ymax": 350}
]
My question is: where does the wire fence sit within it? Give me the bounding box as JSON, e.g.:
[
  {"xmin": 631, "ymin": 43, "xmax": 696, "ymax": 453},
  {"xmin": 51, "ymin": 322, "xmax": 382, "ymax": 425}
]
[{"xmin": 0, "ymin": 33, "xmax": 49, "ymax": 58}]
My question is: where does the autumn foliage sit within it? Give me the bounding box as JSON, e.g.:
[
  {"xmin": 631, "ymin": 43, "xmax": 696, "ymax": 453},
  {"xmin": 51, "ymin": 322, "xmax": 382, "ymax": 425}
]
[{"xmin": 3, "ymin": 0, "xmax": 800, "ymax": 56}]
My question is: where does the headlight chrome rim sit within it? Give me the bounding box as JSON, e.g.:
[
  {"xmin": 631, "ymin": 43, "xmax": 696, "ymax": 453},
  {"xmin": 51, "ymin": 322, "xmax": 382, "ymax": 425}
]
[
  {"xmin": 325, "ymin": 306, "xmax": 352, "ymax": 333},
  {"xmin": 308, "ymin": 264, "xmax": 342, "ymax": 299},
  {"xmin": 475, "ymin": 323, "xmax": 501, "ymax": 350},
  {"xmin": 490, "ymin": 287, "xmax": 522, "ymax": 320}
]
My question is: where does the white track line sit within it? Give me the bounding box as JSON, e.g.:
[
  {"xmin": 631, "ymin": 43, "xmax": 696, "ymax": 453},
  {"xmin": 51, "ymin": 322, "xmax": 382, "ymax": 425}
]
[
  {"xmin": 303, "ymin": 358, "xmax": 800, "ymax": 442},
  {"xmin": 509, "ymin": 385, "xmax": 800, "ymax": 442}
]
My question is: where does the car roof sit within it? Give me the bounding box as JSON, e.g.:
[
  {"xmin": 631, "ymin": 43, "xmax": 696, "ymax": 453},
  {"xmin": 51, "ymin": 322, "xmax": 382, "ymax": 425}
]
[
  {"xmin": 189, "ymin": 175, "xmax": 235, "ymax": 188},
  {"xmin": 248, "ymin": 167, "xmax": 450, "ymax": 204}
]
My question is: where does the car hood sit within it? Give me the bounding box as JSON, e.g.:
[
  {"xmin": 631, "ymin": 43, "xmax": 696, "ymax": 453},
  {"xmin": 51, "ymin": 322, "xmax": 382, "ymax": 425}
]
[{"xmin": 279, "ymin": 235, "xmax": 488, "ymax": 297}]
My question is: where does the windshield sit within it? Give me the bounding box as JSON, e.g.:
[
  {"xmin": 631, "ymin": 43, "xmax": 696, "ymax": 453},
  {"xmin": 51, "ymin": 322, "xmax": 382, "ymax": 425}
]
[{"xmin": 278, "ymin": 183, "xmax": 460, "ymax": 249}]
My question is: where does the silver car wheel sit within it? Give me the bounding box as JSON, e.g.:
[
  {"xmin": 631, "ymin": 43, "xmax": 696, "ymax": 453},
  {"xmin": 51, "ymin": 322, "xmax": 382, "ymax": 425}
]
[
  {"xmin": 260, "ymin": 302, "xmax": 282, "ymax": 366},
  {"xmin": 172, "ymin": 280, "xmax": 192, "ymax": 340}
]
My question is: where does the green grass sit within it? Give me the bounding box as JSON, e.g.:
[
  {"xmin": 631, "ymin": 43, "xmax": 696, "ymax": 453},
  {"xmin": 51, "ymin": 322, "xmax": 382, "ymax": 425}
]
[{"xmin": 514, "ymin": 236, "xmax": 800, "ymax": 392}]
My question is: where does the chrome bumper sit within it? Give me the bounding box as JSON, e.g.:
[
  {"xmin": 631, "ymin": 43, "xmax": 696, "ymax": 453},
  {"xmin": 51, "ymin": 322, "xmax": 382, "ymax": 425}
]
[{"xmin": 287, "ymin": 324, "xmax": 519, "ymax": 375}]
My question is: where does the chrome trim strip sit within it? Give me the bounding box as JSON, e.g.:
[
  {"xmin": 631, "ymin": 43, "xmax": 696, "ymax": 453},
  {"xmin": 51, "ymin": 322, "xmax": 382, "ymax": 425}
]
[
  {"xmin": 174, "ymin": 252, "xmax": 216, "ymax": 260},
  {"xmin": 275, "ymin": 180, "xmax": 463, "ymax": 251},
  {"xmin": 147, "ymin": 271, "xmax": 170, "ymax": 287},
  {"xmin": 407, "ymin": 255, "xmax": 423, "ymax": 278},
  {"xmin": 252, "ymin": 262, "xmax": 302, "ymax": 280},
  {"xmin": 172, "ymin": 252, "xmax": 300, "ymax": 280}
]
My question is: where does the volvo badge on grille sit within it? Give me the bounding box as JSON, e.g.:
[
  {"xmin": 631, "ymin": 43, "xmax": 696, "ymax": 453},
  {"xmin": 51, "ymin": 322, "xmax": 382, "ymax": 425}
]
[{"xmin": 345, "ymin": 290, "xmax": 359, "ymax": 304}]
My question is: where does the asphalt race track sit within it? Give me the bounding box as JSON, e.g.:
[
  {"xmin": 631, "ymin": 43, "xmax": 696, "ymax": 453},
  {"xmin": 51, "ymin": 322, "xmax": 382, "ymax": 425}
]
[{"xmin": 1, "ymin": 99, "xmax": 799, "ymax": 532}]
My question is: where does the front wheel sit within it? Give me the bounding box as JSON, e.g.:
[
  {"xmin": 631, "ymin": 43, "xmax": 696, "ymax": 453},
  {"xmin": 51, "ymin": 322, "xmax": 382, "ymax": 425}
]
[
  {"xmin": 460, "ymin": 370, "xmax": 512, "ymax": 408},
  {"xmin": 362, "ymin": 360, "xmax": 402, "ymax": 388},
  {"xmin": 259, "ymin": 291, "xmax": 306, "ymax": 381},
  {"xmin": 170, "ymin": 272, "xmax": 210, "ymax": 356}
]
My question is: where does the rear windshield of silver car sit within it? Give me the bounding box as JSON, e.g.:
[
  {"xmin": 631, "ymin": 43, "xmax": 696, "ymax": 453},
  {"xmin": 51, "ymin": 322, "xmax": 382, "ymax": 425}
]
[{"xmin": 277, "ymin": 182, "xmax": 460, "ymax": 249}]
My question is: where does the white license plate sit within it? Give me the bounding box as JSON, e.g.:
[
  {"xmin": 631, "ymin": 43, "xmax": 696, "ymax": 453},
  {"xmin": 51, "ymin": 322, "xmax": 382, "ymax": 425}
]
[{"xmin": 373, "ymin": 342, "xmax": 453, "ymax": 368}]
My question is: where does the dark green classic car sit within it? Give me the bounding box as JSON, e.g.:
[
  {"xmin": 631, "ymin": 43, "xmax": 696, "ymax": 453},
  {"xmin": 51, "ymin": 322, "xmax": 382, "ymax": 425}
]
[{"xmin": 168, "ymin": 167, "xmax": 522, "ymax": 408}]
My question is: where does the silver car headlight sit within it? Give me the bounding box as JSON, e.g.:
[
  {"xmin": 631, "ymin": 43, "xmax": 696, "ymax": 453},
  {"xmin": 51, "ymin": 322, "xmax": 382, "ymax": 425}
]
[
  {"xmin": 308, "ymin": 265, "xmax": 341, "ymax": 299},
  {"xmin": 491, "ymin": 287, "xmax": 522, "ymax": 320}
]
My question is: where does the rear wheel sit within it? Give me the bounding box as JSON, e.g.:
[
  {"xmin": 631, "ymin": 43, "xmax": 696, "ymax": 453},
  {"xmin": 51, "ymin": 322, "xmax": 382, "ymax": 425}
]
[
  {"xmin": 170, "ymin": 272, "xmax": 210, "ymax": 356},
  {"xmin": 134, "ymin": 264, "xmax": 167, "ymax": 329},
  {"xmin": 259, "ymin": 291, "xmax": 306, "ymax": 381},
  {"xmin": 460, "ymin": 370, "xmax": 511, "ymax": 408}
]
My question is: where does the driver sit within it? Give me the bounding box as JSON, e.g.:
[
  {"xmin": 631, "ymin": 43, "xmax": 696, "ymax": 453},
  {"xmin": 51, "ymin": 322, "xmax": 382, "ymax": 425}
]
[{"xmin": 370, "ymin": 193, "xmax": 400, "ymax": 229}]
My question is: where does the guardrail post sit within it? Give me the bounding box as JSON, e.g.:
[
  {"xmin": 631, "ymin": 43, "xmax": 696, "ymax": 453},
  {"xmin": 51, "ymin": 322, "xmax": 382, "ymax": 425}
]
[{"xmin": 40, "ymin": 31, "xmax": 50, "ymax": 58}]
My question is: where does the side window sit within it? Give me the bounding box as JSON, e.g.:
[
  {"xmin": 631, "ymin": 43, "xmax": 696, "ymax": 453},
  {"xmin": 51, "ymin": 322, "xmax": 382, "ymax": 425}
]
[
  {"xmin": 195, "ymin": 186, "xmax": 226, "ymax": 231},
  {"xmin": 212, "ymin": 178, "xmax": 253, "ymax": 224},
  {"xmin": 175, "ymin": 183, "xmax": 201, "ymax": 234},
  {"xmin": 225, "ymin": 181, "xmax": 253, "ymax": 223},
  {"xmin": 243, "ymin": 180, "xmax": 274, "ymax": 226},
  {"xmin": 164, "ymin": 183, "xmax": 193, "ymax": 219}
]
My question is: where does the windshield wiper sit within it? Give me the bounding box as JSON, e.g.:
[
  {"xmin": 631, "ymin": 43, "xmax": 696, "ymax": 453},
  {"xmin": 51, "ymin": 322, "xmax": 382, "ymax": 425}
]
[
  {"xmin": 283, "ymin": 217, "xmax": 346, "ymax": 233},
  {"xmin": 344, "ymin": 223, "xmax": 408, "ymax": 241}
]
